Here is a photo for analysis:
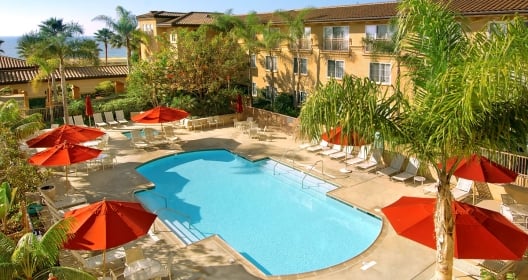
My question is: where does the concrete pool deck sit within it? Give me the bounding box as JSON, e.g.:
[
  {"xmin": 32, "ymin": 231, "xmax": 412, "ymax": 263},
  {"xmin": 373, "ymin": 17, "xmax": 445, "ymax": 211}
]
[{"xmin": 49, "ymin": 122, "xmax": 502, "ymax": 279}]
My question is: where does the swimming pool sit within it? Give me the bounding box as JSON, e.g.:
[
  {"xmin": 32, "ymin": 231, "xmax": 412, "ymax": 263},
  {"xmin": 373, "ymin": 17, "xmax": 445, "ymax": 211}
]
[{"xmin": 135, "ymin": 149, "xmax": 382, "ymax": 276}]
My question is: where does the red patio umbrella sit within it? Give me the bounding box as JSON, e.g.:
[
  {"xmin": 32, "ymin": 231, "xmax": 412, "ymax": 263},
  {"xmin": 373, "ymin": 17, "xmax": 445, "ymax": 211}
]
[
  {"xmin": 382, "ymin": 196, "xmax": 528, "ymax": 260},
  {"xmin": 131, "ymin": 106, "xmax": 189, "ymax": 124},
  {"xmin": 321, "ymin": 127, "xmax": 367, "ymax": 146},
  {"xmin": 26, "ymin": 124, "xmax": 105, "ymax": 148},
  {"xmin": 85, "ymin": 95, "xmax": 93, "ymax": 127},
  {"xmin": 28, "ymin": 141, "xmax": 102, "ymax": 180},
  {"xmin": 63, "ymin": 199, "xmax": 157, "ymax": 271},
  {"xmin": 441, "ymin": 154, "xmax": 518, "ymax": 184}
]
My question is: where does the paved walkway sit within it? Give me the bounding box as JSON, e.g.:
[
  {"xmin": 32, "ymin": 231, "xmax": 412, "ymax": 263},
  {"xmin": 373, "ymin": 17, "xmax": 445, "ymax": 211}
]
[{"xmin": 51, "ymin": 122, "xmax": 499, "ymax": 279}]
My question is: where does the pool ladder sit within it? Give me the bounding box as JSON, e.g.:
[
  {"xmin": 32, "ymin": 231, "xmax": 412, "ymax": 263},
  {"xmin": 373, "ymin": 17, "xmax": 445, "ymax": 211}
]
[
  {"xmin": 273, "ymin": 149, "xmax": 297, "ymax": 175},
  {"xmin": 302, "ymin": 160, "xmax": 323, "ymax": 189}
]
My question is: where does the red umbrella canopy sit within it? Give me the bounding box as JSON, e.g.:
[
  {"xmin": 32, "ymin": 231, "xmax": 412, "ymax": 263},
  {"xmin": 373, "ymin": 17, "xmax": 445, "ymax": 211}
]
[
  {"xmin": 63, "ymin": 199, "xmax": 157, "ymax": 250},
  {"xmin": 321, "ymin": 127, "xmax": 367, "ymax": 146},
  {"xmin": 85, "ymin": 95, "xmax": 93, "ymax": 117},
  {"xmin": 26, "ymin": 124, "xmax": 105, "ymax": 148},
  {"xmin": 441, "ymin": 155, "xmax": 518, "ymax": 183},
  {"xmin": 236, "ymin": 94, "xmax": 243, "ymax": 113},
  {"xmin": 28, "ymin": 142, "xmax": 102, "ymax": 167},
  {"xmin": 131, "ymin": 106, "xmax": 189, "ymax": 124},
  {"xmin": 382, "ymin": 196, "xmax": 528, "ymax": 259}
]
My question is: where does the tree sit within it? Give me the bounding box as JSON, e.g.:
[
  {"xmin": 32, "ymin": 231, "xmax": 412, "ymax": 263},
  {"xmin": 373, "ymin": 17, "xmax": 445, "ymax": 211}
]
[
  {"xmin": 298, "ymin": 1, "xmax": 528, "ymax": 279},
  {"xmin": 93, "ymin": 6, "xmax": 138, "ymax": 68},
  {"xmin": 0, "ymin": 39, "xmax": 4, "ymax": 54},
  {"xmin": 0, "ymin": 219, "xmax": 96, "ymax": 280},
  {"xmin": 260, "ymin": 21, "xmax": 285, "ymax": 108},
  {"xmin": 277, "ymin": 8, "xmax": 313, "ymax": 107},
  {"xmin": 94, "ymin": 28, "xmax": 114, "ymax": 66},
  {"xmin": 0, "ymin": 182, "xmax": 17, "ymax": 233},
  {"xmin": 18, "ymin": 18, "xmax": 99, "ymax": 125},
  {"xmin": 212, "ymin": 11, "xmax": 264, "ymax": 105}
]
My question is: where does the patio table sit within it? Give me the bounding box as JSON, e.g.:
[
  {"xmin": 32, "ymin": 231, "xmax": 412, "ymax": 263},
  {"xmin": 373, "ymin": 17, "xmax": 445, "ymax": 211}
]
[{"xmin": 123, "ymin": 258, "xmax": 164, "ymax": 280}]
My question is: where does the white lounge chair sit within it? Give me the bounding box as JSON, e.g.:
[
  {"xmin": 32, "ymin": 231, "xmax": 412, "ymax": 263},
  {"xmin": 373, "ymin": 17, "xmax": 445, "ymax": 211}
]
[
  {"xmin": 355, "ymin": 153, "xmax": 378, "ymax": 170},
  {"xmin": 451, "ymin": 178, "xmax": 474, "ymax": 201},
  {"xmin": 144, "ymin": 128, "xmax": 168, "ymax": 146},
  {"xmin": 92, "ymin": 112, "xmax": 108, "ymax": 128},
  {"xmin": 320, "ymin": 144, "xmax": 342, "ymax": 156},
  {"xmin": 163, "ymin": 126, "xmax": 180, "ymax": 142},
  {"xmin": 73, "ymin": 115, "xmax": 87, "ymax": 127},
  {"xmin": 104, "ymin": 111, "xmax": 119, "ymax": 126},
  {"xmin": 345, "ymin": 145, "xmax": 370, "ymax": 165},
  {"xmin": 329, "ymin": 145, "xmax": 354, "ymax": 160},
  {"xmin": 391, "ymin": 157, "xmax": 420, "ymax": 182},
  {"xmin": 115, "ymin": 110, "xmax": 129, "ymax": 125},
  {"xmin": 376, "ymin": 153, "xmax": 405, "ymax": 177},
  {"xmin": 306, "ymin": 140, "xmax": 331, "ymax": 152},
  {"xmin": 129, "ymin": 130, "xmax": 149, "ymax": 149}
]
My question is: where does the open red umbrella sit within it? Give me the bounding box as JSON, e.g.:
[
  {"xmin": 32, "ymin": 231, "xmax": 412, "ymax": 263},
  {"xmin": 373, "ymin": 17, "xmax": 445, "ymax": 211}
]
[
  {"xmin": 441, "ymin": 154, "xmax": 518, "ymax": 184},
  {"xmin": 63, "ymin": 199, "xmax": 157, "ymax": 271},
  {"xmin": 85, "ymin": 95, "xmax": 93, "ymax": 127},
  {"xmin": 28, "ymin": 141, "xmax": 102, "ymax": 180},
  {"xmin": 322, "ymin": 127, "xmax": 367, "ymax": 146},
  {"xmin": 132, "ymin": 106, "xmax": 189, "ymax": 124},
  {"xmin": 382, "ymin": 196, "xmax": 528, "ymax": 260},
  {"xmin": 26, "ymin": 124, "xmax": 105, "ymax": 148}
]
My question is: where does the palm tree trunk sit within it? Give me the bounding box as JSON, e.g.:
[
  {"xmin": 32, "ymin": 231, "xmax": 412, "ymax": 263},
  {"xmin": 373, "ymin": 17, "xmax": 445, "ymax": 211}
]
[
  {"xmin": 434, "ymin": 178, "xmax": 455, "ymax": 280},
  {"xmin": 60, "ymin": 60, "xmax": 70, "ymax": 124},
  {"xmin": 104, "ymin": 42, "xmax": 108, "ymax": 66},
  {"xmin": 248, "ymin": 53, "xmax": 253, "ymax": 105}
]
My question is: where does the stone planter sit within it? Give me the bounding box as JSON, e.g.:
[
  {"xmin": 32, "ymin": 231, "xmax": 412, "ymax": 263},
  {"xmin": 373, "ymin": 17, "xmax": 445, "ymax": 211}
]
[{"xmin": 39, "ymin": 185, "xmax": 56, "ymax": 201}]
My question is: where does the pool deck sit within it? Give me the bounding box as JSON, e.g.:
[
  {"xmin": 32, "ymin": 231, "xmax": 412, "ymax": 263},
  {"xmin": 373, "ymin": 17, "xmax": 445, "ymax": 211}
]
[{"xmin": 49, "ymin": 122, "xmax": 500, "ymax": 279}]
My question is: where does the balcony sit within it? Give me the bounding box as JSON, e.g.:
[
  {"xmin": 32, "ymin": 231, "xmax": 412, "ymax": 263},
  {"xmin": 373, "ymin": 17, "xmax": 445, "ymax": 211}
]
[
  {"xmin": 322, "ymin": 38, "xmax": 349, "ymax": 52},
  {"xmin": 289, "ymin": 39, "xmax": 312, "ymax": 51}
]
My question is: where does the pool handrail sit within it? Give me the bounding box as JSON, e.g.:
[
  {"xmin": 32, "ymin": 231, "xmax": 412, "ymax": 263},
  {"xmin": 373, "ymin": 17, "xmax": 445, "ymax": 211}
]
[
  {"xmin": 303, "ymin": 160, "xmax": 323, "ymax": 189},
  {"xmin": 274, "ymin": 149, "xmax": 297, "ymax": 175}
]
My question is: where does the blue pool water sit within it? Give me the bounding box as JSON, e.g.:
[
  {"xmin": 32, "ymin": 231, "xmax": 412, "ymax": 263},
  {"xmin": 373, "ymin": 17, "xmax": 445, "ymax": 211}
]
[{"xmin": 135, "ymin": 149, "xmax": 382, "ymax": 276}]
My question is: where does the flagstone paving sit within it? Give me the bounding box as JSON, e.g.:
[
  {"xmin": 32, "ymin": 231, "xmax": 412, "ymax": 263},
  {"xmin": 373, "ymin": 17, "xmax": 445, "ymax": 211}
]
[{"xmin": 48, "ymin": 121, "xmax": 516, "ymax": 279}]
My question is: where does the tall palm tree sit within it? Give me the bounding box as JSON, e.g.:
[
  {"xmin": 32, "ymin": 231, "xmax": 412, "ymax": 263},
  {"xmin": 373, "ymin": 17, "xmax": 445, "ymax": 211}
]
[
  {"xmin": 299, "ymin": 1, "xmax": 528, "ymax": 279},
  {"xmin": 93, "ymin": 28, "xmax": 114, "ymax": 66},
  {"xmin": 0, "ymin": 219, "xmax": 96, "ymax": 280},
  {"xmin": 18, "ymin": 18, "xmax": 99, "ymax": 125},
  {"xmin": 277, "ymin": 8, "xmax": 313, "ymax": 107},
  {"xmin": 0, "ymin": 39, "xmax": 4, "ymax": 54},
  {"xmin": 212, "ymin": 11, "xmax": 264, "ymax": 105},
  {"xmin": 93, "ymin": 6, "xmax": 138, "ymax": 68},
  {"xmin": 261, "ymin": 21, "xmax": 285, "ymax": 108}
]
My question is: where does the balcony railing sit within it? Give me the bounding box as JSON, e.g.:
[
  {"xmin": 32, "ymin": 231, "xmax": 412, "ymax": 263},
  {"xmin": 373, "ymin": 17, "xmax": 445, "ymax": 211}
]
[
  {"xmin": 322, "ymin": 38, "xmax": 349, "ymax": 51},
  {"xmin": 480, "ymin": 148, "xmax": 528, "ymax": 188},
  {"xmin": 289, "ymin": 39, "xmax": 312, "ymax": 51}
]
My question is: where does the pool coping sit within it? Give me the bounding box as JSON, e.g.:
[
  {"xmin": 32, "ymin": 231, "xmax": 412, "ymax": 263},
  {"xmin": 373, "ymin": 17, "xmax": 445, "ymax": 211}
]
[{"xmin": 133, "ymin": 148, "xmax": 387, "ymax": 279}]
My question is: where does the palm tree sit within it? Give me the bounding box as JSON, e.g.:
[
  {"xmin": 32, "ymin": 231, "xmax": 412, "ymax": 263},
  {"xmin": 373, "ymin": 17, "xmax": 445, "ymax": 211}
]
[
  {"xmin": 93, "ymin": 6, "xmax": 138, "ymax": 68},
  {"xmin": 0, "ymin": 99, "xmax": 43, "ymax": 140},
  {"xmin": 298, "ymin": 0, "xmax": 528, "ymax": 279},
  {"xmin": 277, "ymin": 8, "xmax": 313, "ymax": 107},
  {"xmin": 0, "ymin": 39, "xmax": 4, "ymax": 54},
  {"xmin": 212, "ymin": 11, "xmax": 264, "ymax": 105},
  {"xmin": 18, "ymin": 18, "xmax": 99, "ymax": 125},
  {"xmin": 260, "ymin": 21, "xmax": 285, "ymax": 108},
  {"xmin": 94, "ymin": 28, "xmax": 114, "ymax": 66},
  {"xmin": 0, "ymin": 219, "xmax": 96, "ymax": 280}
]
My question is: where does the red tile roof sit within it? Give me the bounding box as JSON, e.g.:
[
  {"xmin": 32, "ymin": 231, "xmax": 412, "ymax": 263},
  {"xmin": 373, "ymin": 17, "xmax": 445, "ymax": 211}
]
[
  {"xmin": 0, "ymin": 56, "xmax": 34, "ymax": 70},
  {"xmin": 0, "ymin": 59, "xmax": 129, "ymax": 85},
  {"xmin": 137, "ymin": 11, "xmax": 218, "ymax": 26}
]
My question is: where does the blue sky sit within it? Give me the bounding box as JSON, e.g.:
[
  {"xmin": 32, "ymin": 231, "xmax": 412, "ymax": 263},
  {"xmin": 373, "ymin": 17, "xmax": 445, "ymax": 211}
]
[{"xmin": 0, "ymin": 0, "xmax": 381, "ymax": 36}]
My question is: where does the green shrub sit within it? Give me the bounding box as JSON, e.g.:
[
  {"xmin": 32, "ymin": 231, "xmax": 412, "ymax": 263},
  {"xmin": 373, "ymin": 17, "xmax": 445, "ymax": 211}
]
[{"xmin": 94, "ymin": 81, "xmax": 115, "ymax": 96}]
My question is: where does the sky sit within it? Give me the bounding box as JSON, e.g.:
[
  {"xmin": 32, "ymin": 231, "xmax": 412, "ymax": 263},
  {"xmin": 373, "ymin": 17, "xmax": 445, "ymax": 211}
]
[{"xmin": 0, "ymin": 0, "xmax": 381, "ymax": 36}]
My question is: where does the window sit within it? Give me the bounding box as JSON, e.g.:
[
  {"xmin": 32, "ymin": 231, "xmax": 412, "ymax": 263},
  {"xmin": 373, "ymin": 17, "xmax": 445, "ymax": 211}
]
[
  {"xmin": 251, "ymin": 83, "xmax": 257, "ymax": 97},
  {"xmin": 369, "ymin": 63, "xmax": 391, "ymax": 84},
  {"xmin": 298, "ymin": 91, "xmax": 308, "ymax": 105},
  {"xmin": 291, "ymin": 27, "xmax": 311, "ymax": 49},
  {"xmin": 250, "ymin": 54, "xmax": 256, "ymax": 68},
  {"xmin": 266, "ymin": 86, "xmax": 277, "ymax": 99},
  {"xmin": 365, "ymin": 24, "xmax": 393, "ymax": 40},
  {"xmin": 169, "ymin": 33, "xmax": 177, "ymax": 44},
  {"xmin": 265, "ymin": 56, "xmax": 277, "ymax": 72},
  {"xmin": 323, "ymin": 26, "xmax": 349, "ymax": 51},
  {"xmin": 143, "ymin": 24, "xmax": 153, "ymax": 34},
  {"xmin": 327, "ymin": 60, "xmax": 344, "ymax": 79},
  {"xmin": 293, "ymin": 57, "xmax": 308, "ymax": 75}
]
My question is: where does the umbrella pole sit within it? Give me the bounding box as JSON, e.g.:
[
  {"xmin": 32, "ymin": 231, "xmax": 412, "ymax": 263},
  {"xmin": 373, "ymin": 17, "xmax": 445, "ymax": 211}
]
[{"xmin": 102, "ymin": 249, "xmax": 107, "ymax": 276}]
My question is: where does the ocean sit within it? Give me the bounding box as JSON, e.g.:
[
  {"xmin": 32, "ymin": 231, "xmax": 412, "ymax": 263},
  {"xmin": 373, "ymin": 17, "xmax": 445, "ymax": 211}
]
[{"xmin": 0, "ymin": 36, "xmax": 126, "ymax": 59}]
